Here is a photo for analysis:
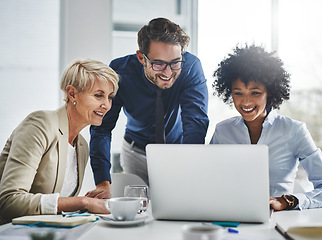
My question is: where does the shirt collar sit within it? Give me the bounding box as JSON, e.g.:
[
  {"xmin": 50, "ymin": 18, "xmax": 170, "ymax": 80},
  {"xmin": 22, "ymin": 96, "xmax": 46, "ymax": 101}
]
[
  {"xmin": 263, "ymin": 109, "xmax": 278, "ymax": 126},
  {"xmin": 234, "ymin": 109, "xmax": 278, "ymax": 127},
  {"xmin": 235, "ymin": 116, "xmax": 245, "ymax": 126}
]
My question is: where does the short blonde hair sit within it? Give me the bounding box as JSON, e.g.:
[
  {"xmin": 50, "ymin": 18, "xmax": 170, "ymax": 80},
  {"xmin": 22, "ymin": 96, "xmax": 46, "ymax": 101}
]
[{"xmin": 60, "ymin": 59, "xmax": 119, "ymax": 102}]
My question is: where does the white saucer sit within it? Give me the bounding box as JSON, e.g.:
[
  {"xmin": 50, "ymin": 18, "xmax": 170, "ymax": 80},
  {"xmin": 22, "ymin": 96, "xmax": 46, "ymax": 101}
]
[{"xmin": 99, "ymin": 214, "xmax": 147, "ymax": 226}]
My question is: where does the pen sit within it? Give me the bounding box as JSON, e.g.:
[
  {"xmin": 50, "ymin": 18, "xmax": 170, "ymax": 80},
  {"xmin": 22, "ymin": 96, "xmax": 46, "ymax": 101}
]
[
  {"xmin": 202, "ymin": 223, "xmax": 239, "ymax": 234},
  {"xmin": 228, "ymin": 228, "xmax": 239, "ymax": 234},
  {"xmin": 62, "ymin": 209, "xmax": 89, "ymax": 217},
  {"xmin": 211, "ymin": 221, "xmax": 240, "ymax": 227}
]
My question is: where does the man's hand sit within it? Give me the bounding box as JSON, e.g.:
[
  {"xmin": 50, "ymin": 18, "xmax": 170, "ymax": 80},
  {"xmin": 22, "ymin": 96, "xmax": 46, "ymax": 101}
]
[
  {"xmin": 85, "ymin": 180, "xmax": 112, "ymax": 199},
  {"xmin": 269, "ymin": 196, "xmax": 288, "ymax": 211}
]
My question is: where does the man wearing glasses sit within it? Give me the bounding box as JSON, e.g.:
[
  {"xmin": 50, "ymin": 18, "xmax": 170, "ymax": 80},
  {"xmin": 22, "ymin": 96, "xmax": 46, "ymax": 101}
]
[{"xmin": 87, "ymin": 18, "xmax": 209, "ymax": 198}]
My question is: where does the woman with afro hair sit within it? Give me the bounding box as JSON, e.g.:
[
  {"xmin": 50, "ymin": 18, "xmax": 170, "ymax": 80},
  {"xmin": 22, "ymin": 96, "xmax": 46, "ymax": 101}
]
[{"xmin": 210, "ymin": 44, "xmax": 322, "ymax": 211}]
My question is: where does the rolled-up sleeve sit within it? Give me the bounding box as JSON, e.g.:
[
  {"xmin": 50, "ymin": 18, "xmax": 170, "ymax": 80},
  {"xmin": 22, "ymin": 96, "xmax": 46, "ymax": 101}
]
[{"xmin": 294, "ymin": 123, "xmax": 322, "ymax": 209}]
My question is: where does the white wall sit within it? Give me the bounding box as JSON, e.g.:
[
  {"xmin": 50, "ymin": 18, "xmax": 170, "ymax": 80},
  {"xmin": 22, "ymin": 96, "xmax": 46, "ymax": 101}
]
[
  {"xmin": 0, "ymin": 0, "xmax": 113, "ymax": 194},
  {"xmin": 0, "ymin": 0, "xmax": 60, "ymax": 148},
  {"xmin": 60, "ymin": 0, "xmax": 112, "ymax": 74}
]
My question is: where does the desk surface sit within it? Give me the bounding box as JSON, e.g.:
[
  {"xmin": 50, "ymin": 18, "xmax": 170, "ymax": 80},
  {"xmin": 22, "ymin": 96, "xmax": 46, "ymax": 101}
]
[
  {"xmin": 80, "ymin": 214, "xmax": 282, "ymax": 240},
  {"xmin": 1, "ymin": 208, "xmax": 322, "ymax": 240}
]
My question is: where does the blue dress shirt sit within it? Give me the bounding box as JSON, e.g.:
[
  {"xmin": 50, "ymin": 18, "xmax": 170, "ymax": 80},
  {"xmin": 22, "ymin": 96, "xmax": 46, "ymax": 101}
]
[
  {"xmin": 90, "ymin": 52, "xmax": 209, "ymax": 184},
  {"xmin": 211, "ymin": 110, "xmax": 322, "ymax": 210}
]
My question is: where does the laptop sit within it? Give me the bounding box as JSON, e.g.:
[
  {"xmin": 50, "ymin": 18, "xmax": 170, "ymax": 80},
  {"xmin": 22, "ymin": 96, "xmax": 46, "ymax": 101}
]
[{"xmin": 146, "ymin": 144, "xmax": 270, "ymax": 223}]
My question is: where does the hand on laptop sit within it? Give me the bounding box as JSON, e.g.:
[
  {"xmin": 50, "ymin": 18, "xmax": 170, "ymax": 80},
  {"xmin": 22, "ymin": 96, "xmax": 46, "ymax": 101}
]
[
  {"xmin": 270, "ymin": 195, "xmax": 299, "ymax": 211},
  {"xmin": 270, "ymin": 196, "xmax": 287, "ymax": 211}
]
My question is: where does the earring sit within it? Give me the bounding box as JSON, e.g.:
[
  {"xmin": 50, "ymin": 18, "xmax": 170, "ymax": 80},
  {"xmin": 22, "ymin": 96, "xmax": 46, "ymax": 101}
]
[{"xmin": 73, "ymin": 101, "xmax": 76, "ymax": 106}]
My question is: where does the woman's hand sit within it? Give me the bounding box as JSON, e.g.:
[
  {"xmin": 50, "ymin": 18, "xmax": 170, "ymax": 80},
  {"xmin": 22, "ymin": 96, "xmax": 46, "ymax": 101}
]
[
  {"xmin": 58, "ymin": 196, "xmax": 109, "ymax": 214},
  {"xmin": 85, "ymin": 180, "xmax": 112, "ymax": 199},
  {"xmin": 83, "ymin": 197, "xmax": 109, "ymax": 214},
  {"xmin": 269, "ymin": 196, "xmax": 288, "ymax": 211}
]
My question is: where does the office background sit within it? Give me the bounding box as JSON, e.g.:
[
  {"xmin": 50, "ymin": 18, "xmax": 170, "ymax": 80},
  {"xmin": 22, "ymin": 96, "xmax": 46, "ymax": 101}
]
[{"xmin": 0, "ymin": 0, "xmax": 321, "ymax": 191}]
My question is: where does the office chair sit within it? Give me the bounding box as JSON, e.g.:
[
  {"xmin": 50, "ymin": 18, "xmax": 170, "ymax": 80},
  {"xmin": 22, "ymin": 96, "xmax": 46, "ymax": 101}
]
[{"xmin": 110, "ymin": 173, "xmax": 147, "ymax": 197}]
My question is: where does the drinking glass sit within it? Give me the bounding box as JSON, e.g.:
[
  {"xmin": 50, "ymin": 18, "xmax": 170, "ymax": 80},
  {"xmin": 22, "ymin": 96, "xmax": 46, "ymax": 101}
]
[{"xmin": 124, "ymin": 185, "xmax": 149, "ymax": 213}]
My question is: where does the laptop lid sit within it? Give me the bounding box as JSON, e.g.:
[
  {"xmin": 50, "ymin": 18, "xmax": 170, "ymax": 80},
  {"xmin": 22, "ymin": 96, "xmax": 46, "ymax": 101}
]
[{"xmin": 146, "ymin": 144, "xmax": 270, "ymax": 223}]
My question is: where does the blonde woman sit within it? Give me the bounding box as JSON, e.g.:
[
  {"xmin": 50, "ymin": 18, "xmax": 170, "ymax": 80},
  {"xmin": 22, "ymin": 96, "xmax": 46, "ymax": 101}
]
[{"xmin": 0, "ymin": 59, "xmax": 119, "ymax": 224}]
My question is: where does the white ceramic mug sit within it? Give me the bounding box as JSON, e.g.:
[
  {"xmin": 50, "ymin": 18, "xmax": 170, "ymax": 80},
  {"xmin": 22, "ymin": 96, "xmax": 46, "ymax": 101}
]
[
  {"xmin": 182, "ymin": 224, "xmax": 223, "ymax": 240},
  {"xmin": 105, "ymin": 197, "xmax": 141, "ymax": 221}
]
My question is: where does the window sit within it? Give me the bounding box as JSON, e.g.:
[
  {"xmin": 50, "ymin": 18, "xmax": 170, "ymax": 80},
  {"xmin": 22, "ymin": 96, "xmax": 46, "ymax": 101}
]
[
  {"xmin": 0, "ymin": 0, "xmax": 60, "ymax": 147},
  {"xmin": 199, "ymin": 0, "xmax": 322, "ymax": 147},
  {"xmin": 199, "ymin": 0, "xmax": 271, "ymax": 142},
  {"xmin": 278, "ymin": 0, "xmax": 322, "ymax": 148}
]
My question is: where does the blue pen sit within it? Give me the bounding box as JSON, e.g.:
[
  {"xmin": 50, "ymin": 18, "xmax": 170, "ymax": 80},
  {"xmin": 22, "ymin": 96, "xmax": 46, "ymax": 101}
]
[{"xmin": 228, "ymin": 228, "xmax": 239, "ymax": 234}]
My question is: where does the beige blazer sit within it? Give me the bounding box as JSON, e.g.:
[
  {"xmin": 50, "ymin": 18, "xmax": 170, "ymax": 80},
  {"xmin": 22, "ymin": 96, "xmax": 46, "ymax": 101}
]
[{"xmin": 0, "ymin": 106, "xmax": 89, "ymax": 224}]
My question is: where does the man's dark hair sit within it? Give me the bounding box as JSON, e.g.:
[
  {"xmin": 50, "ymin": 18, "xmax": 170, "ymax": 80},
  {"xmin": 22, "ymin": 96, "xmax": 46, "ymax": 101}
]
[{"xmin": 138, "ymin": 17, "xmax": 190, "ymax": 55}]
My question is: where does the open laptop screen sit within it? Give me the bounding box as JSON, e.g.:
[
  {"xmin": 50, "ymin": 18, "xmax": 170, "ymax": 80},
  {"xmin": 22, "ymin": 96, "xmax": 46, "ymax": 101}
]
[{"xmin": 146, "ymin": 144, "xmax": 270, "ymax": 223}]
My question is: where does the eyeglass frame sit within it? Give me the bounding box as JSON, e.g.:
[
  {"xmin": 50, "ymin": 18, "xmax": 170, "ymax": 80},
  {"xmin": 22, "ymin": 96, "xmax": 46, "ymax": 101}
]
[{"xmin": 142, "ymin": 53, "xmax": 185, "ymax": 71}]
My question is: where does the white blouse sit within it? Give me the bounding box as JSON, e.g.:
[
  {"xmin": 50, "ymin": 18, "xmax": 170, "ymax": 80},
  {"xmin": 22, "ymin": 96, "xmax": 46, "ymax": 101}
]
[
  {"xmin": 211, "ymin": 110, "xmax": 322, "ymax": 210},
  {"xmin": 40, "ymin": 143, "xmax": 78, "ymax": 214}
]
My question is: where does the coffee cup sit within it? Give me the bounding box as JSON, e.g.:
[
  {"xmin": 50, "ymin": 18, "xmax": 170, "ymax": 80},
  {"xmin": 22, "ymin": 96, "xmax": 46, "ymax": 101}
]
[
  {"xmin": 182, "ymin": 224, "xmax": 223, "ymax": 240},
  {"xmin": 105, "ymin": 197, "xmax": 141, "ymax": 221}
]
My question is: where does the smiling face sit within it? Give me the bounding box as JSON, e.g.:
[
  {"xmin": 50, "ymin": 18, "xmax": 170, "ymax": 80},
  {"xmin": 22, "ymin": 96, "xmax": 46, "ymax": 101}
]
[
  {"xmin": 74, "ymin": 78, "xmax": 115, "ymax": 126},
  {"xmin": 137, "ymin": 41, "xmax": 182, "ymax": 89},
  {"xmin": 232, "ymin": 79, "xmax": 268, "ymax": 126}
]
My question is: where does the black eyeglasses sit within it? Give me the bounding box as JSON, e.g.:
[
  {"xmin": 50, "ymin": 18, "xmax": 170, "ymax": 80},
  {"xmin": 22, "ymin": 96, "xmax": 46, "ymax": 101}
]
[{"xmin": 143, "ymin": 54, "xmax": 185, "ymax": 71}]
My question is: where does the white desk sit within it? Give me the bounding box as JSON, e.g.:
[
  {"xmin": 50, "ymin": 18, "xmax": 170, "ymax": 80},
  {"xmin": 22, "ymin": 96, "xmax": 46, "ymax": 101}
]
[
  {"xmin": 78, "ymin": 217, "xmax": 281, "ymax": 240},
  {"xmin": 1, "ymin": 209, "xmax": 322, "ymax": 240}
]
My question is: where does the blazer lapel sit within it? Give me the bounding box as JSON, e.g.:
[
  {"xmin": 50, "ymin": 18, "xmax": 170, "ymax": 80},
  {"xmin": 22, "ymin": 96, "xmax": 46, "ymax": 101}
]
[
  {"xmin": 75, "ymin": 137, "xmax": 87, "ymax": 195},
  {"xmin": 54, "ymin": 106, "xmax": 69, "ymax": 193}
]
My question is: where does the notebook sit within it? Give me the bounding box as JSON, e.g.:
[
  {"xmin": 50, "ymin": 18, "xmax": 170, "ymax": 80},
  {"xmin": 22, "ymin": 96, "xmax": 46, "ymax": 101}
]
[
  {"xmin": 275, "ymin": 208, "xmax": 322, "ymax": 240},
  {"xmin": 146, "ymin": 144, "xmax": 270, "ymax": 223},
  {"xmin": 12, "ymin": 214, "xmax": 98, "ymax": 228}
]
